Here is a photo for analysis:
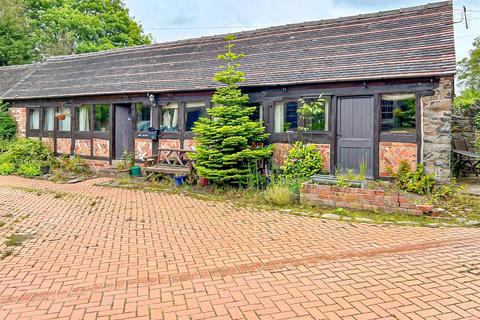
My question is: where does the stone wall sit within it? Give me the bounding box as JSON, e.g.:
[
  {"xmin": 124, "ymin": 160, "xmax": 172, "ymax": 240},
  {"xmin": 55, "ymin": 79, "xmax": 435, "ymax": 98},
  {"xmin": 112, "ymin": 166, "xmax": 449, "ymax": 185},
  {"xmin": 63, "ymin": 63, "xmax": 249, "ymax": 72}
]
[
  {"xmin": 9, "ymin": 107, "xmax": 26, "ymax": 138},
  {"xmin": 421, "ymin": 77, "xmax": 454, "ymax": 180},
  {"xmin": 379, "ymin": 142, "xmax": 417, "ymax": 177},
  {"xmin": 301, "ymin": 183, "xmax": 433, "ymax": 215},
  {"xmin": 452, "ymin": 103, "xmax": 480, "ymax": 151}
]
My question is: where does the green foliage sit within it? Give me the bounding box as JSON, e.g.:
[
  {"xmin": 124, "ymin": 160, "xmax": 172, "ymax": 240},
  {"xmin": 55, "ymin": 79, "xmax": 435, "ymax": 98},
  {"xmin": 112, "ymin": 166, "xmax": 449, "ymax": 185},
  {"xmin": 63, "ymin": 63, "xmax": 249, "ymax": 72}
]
[
  {"xmin": 393, "ymin": 98, "xmax": 416, "ymax": 128},
  {"xmin": 0, "ymin": 102, "xmax": 17, "ymax": 140},
  {"xmin": 4, "ymin": 234, "xmax": 28, "ymax": 246},
  {"xmin": 476, "ymin": 112, "xmax": 480, "ymax": 131},
  {"xmin": 457, "ymin": 36, "xmax": 480, "ymax": 92},
  {"xmin": 386, "ymin": 161, "xmax": 436, "ymax": 195},
  {"xmin": 191, "ymin": 35, "xmax": 272, "ymax": 186},
  {"xmin": 282, "ymin": 142, "xmax": 324, "ymax": 181},
  {"xmin": 0, "ymin": 0, "xmax": 151, "ymax": 65},
  {"xmin": 432, "ymin": 179, "xmax": 462, "ymax": 201},
  {"xmin": 264, "ymin": 181, "xmax": 295, "ymax": 206},
  {"xmin": 454, "ymin": 88, "xmax": 480, "ymax": 110},
  {"xmin": 335, "ymin": 175, "xmax": 351, "ymax": 188},
  {"xmin": 26, "ymin": 0, "xmax": 152, "ymax": 57},
  {"xmin": 0, "ymin": 0, "xmax": 37, "ymax": 65},
  {"xmin": 0, "ymin": 162, "xmax": 15, "ymax": 175},
  {"xmin": 17, "ymin": 162, "xmax": 41, "ymax": 177},
  {"xmin": 297, "ymin": 95, "xmax": 327, "ymax": 132},
  {"xmin": 0, "ymin": 138, "xmax": 54, "ymax": 177}
]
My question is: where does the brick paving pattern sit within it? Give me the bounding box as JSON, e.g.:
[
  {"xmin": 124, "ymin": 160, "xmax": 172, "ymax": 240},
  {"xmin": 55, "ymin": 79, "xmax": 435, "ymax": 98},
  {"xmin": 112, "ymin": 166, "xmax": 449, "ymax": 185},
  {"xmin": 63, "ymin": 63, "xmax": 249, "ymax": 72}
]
[{"xmin": 0, "ymin": 176, "xmax": 479, "ymax": 320}]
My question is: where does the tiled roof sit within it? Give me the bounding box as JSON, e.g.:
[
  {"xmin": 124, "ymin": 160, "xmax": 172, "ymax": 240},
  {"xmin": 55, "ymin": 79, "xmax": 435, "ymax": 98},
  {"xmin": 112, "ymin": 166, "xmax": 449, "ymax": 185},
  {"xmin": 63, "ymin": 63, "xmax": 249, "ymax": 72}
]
[
  {"xmin": 3, "ymin": 1, "xmax": 455, "ymax": 100},
  {"xmin": 0, "ymin": 65, "xmax": 36, "ymax": 99}
]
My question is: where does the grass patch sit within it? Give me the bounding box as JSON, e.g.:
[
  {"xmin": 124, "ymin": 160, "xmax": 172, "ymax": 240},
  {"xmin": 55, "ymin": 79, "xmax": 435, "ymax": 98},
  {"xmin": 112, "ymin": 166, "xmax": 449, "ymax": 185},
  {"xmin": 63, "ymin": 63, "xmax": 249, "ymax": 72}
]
[
  {"xmin": 4, "ymin": 234, "xmax": 29, "ymax": 247},
  {"xmin": 0, "ymin": 249, "xmax": 13, "ymax": 260},
  {"xmin": 0, "ymin": 220, "xmax": 5, "ymax": 228}
]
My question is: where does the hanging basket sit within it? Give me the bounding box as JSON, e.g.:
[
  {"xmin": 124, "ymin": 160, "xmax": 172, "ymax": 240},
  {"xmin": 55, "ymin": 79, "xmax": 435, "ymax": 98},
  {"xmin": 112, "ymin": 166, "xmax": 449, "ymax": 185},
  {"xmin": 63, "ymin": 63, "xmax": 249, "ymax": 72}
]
[{"xmin": 56, "ymin": 113, "xmax": 66, "ymax": 120}]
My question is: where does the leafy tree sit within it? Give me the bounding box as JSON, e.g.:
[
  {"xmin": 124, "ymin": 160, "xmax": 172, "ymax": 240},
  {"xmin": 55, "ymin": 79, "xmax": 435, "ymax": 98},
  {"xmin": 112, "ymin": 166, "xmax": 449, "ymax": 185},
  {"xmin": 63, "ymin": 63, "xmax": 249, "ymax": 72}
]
[
  {"xmin": 0, "ymin": 0, "xmax": 37, "ymax": 66},
  {"xmin": 26, "ymin": 0, "xmax": 152, "ymax": 57},
  {"xmin": 456, "ymin": 37, "xmax": 480, "ymax": 109},
  {"xmin": 0, "ymin": 0, "xmax": 151, "ymax": 65},
  {"xmin": 0, "ymin": 101, "xmax": 17, "ymax": 140},
  {"xmin": 192, "ymin": 35, "xmax": 272, "ymax": 186}
]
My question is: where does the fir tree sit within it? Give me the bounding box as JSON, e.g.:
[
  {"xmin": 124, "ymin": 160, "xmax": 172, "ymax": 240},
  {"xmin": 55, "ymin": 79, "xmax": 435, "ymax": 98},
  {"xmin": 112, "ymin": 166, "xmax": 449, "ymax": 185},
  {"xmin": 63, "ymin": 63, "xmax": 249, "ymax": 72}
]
[{"xmin": 192, "ymin": 35, "xmax": 272, "ymax": 186}]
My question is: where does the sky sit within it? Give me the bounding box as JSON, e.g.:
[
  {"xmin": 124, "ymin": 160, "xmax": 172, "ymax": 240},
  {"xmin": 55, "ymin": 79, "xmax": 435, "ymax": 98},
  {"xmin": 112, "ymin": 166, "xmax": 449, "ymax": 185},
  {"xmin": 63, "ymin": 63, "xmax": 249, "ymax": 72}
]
[{"xmin": 124, "ymin": 0, "xmax": 480, "ymax": 62}]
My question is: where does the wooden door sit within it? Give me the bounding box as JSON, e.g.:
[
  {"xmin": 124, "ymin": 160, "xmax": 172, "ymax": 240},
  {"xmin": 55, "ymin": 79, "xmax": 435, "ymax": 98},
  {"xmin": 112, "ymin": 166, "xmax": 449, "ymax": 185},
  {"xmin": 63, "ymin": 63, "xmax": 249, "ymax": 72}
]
[
  {"xmin": 336, "ymin": 96, "xmax": 374, "ymax": 178},
  {"xmin": 114, "ymin": 104, "xmax": 134, "ymax": 159}
]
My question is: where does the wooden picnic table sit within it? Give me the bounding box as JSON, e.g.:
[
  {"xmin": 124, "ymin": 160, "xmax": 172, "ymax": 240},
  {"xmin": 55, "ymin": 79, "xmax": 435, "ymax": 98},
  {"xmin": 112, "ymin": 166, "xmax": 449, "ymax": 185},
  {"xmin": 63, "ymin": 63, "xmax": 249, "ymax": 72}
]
[{"xmin": 144, "ymin": 148, "xmax": 196, "ymax": 180}]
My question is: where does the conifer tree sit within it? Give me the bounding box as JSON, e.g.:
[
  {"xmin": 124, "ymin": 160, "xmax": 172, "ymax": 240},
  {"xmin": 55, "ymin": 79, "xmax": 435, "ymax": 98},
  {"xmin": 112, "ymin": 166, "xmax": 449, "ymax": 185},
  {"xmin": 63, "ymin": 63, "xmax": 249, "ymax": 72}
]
[{"xmin": 192, "ymin": 35, "xmax": 272, "ymax": 186}]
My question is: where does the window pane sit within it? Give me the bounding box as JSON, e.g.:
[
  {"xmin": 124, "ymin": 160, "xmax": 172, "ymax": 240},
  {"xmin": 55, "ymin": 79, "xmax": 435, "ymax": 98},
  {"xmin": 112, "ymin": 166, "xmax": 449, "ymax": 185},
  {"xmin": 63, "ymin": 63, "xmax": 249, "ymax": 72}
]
[
  {"xmin": 29, "ymin": 109, "xmax": 40, "ymax": 130},
  {"xmin": 248, "ymin": 102, "xmax": 263, "ymax": 122},
  {"xmin": 43, "ymin": 107, "xmax": 55, "ymax": 131},
  {"xmin": 160, "ymin": 102, "xmax": 178, "ymax": 132},
  {"xmin": 303, "ymin": 97, "xmax": 329, "ymax": 131},
  {"xmin": 185, "ymin": 102, "xmax": 206, "ymax": 131},
  {"xmin": 135, "ymin": 103, "xmax": 151, "ymax": 131},
  {"xmin": 58, "ymin": 106, "xmax": 71, "ymax": 131},
  {"xmin": 77, "ymin": 105, "xmax": 90, "ymax": 131},
  {"xmin": 94, "ymin": 104, "xmax": 110, "ymax": 132},
  {"xmin": 381, "ymin": 94, "xmax": 416, "ymax": 133},
  {"xmin": 285, "ymin": 102, "xmax": 298, "ymax": 131},
  {"xmin": 274, "ymin": 102, "xmax": 284, "ymax": 133}
]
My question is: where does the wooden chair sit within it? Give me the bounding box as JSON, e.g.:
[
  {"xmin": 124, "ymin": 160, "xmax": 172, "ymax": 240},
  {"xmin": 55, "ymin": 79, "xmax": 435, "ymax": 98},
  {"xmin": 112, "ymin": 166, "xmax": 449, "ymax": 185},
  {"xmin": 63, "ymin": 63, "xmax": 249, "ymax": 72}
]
[{"xmin": 452, "ymin": 136, "xmax": 480, "ymax": 178}]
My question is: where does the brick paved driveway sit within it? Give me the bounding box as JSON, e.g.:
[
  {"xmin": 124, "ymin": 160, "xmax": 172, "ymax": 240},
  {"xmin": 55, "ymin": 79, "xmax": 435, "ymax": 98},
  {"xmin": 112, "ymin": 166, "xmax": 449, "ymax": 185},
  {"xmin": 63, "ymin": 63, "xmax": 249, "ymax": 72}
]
[{"xmin": 0, "ymin": 176, "xmax": 479, "ymax": 320}]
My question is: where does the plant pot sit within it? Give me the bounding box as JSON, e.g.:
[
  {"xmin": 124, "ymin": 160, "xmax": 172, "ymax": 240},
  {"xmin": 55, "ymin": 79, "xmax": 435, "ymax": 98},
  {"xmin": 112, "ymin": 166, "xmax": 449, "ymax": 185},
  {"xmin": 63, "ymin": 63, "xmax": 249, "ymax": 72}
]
[
  {"xmin": 40, "ymin": 165, "xmax": 50, "ymax": 175},
  {"xmin": 56, "ymin": 114, "xmax": 66, "ymax": 120},
  {"xmin": 199, "ymin": 177, "xmax": 209, "ymax": 187},
  {"xmin": 174, "ymin": 175, "xmax": 187, "ymax": 186}
]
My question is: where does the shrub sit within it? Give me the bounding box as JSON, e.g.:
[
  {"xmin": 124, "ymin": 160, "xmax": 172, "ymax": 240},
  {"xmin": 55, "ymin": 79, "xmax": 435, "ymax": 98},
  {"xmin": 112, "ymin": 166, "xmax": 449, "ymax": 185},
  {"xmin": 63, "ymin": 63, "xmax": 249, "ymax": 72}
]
[
  {"xmin": 282, "ymin": 142, "xmax": 324, "ymax": 181},
  {"xmin": 264, "ymin": 181, "xmax": 295, "ymax": 206},
  {"xmin": 387, "ymin": 161, "xmax": 436, "ymax": 195},
  {"xmin": 0, "ymin": 138, "xmax": 54, "ymax": 177},
  {"xmin": 17, "ymin": 163, "xmax": 41, "ymax": 177},
  {"xmin": 0, "ymin": 102, "xmax": 17, "ymax": 140},
  {"xmin": 0, "ymin": 163, "xmax": 15, "ymax": 175}
]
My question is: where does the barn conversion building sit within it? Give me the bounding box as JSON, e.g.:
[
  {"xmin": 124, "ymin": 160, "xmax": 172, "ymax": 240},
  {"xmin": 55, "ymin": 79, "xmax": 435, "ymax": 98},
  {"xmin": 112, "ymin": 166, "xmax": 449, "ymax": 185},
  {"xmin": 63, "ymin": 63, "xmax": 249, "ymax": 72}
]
[{"xmin": 0, "ymin": 1, "xmax": 455, "ymax": 179}]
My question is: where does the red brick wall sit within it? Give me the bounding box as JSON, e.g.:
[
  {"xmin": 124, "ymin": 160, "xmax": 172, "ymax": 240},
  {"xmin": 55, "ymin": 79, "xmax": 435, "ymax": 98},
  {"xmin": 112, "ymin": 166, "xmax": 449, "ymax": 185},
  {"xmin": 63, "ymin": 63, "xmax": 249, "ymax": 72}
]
[
  {"xmin": 42, "ymin": 137, "xmax": 54, "ymax": 151},
  {"xmin": 134, "ymin": 139, "xmax": 152, "ymax": 160},
  {"xmin": 379, "ymin": 142, "xmax": 417, "ymax": 177},
  {"xmin": 56, "ymin": 138, "xmax": 71, "ymax": 155},
  {"xmin": 273, "ymin": 143, "xmax": 330, "ymax": 173},
  {"xmin": 9, "ymin": 107, "xmax": 26, "ymax": 138},
  {"xmin": 93, "ymin": 139, "xmax": 109, "ymax": 158},
  {"xmin": 75, "ymin": 140, "xmax": 91, "ymax": 156},
  {"xmin": 85, "ymin": 159, "xmax": 110, "ymax": 170},
  {"xmin": 301, "ymin": 183, "xmax": 433, "ymax": 215},
  {"xmin": 159, "ymin": 139, "xmax": 180, "ymax": 149}
]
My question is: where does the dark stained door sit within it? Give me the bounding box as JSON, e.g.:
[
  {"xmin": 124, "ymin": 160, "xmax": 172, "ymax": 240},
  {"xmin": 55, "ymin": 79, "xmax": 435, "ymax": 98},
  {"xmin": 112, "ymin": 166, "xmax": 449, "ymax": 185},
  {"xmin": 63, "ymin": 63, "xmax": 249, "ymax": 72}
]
[
  {"xmin": 115, "ymin": 104, "xmax": 134, "ymax": 159},
  {"xmin": 336, "ymin": 96, "xmax": 374, "ymax": 178}
]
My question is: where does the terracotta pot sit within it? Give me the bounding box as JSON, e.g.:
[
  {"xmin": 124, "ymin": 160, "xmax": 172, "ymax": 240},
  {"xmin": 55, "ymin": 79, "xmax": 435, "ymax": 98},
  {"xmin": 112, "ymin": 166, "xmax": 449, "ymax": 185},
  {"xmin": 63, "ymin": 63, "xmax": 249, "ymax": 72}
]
[
  {"xmin": 56, "ymin": 114, "xmax": 66, "ymax": 120},
  {"xmin": 199, "ymin": 177, "xmax": 209, "ymax": 187}
]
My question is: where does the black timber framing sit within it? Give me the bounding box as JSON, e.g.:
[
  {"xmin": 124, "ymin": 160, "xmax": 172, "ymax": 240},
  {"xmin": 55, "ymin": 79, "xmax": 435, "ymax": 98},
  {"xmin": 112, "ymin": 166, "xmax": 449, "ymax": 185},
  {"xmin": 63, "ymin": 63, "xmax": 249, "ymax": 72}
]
[{"xmin": 16, "ymin": 77, "xmax": 441, "ymax": 177}]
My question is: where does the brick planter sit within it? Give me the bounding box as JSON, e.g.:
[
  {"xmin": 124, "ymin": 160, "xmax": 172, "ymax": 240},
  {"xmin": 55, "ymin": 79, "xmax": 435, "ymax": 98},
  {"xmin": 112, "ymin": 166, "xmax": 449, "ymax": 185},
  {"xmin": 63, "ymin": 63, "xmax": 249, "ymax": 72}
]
[{"xmin": 301, "ymin": 183, "xmax": 434, "ymax": 215}]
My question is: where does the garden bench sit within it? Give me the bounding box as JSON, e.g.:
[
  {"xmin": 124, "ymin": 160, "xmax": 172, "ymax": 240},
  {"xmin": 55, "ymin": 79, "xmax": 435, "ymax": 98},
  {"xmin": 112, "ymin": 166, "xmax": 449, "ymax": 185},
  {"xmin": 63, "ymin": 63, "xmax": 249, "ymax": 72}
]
[
  {"xmin": 453, "ymin": 137, "xmax": 480, "ymax": 178},
  {"xmin": 144, "ymin": 148, "xmax": 196, "ymax": 180}
]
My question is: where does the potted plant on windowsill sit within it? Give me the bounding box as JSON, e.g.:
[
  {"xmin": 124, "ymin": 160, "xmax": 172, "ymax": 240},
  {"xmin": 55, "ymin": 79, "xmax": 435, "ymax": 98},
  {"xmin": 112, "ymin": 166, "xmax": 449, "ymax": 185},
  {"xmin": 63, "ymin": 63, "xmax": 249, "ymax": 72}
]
[{"xmin": 55, "ymin": 112, "xmax": 67, "ymax": 120}]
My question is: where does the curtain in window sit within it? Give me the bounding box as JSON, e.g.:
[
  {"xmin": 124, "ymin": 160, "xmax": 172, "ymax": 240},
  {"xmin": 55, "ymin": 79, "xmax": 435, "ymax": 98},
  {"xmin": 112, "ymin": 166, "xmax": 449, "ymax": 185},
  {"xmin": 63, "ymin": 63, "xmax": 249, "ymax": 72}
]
[
  {"xmin": 274, "ymin": 102, "xmax": 284, "ymax": 133},
  {"xmin": 29, "ymin": 109, "xmax": 40, "ymax": 130},
  {"xmin": 160, "ymin": 102, "xmax": 179, "ymax": 132},
  {"xmin": 78, "ymin": 106, "xmax": 90, "ymax": 131},
  {"xmin": 44, "ymin": 107, "xmax": 55, "ymax": 131},
  {"xmin": 58, "ymin": 107, "xmax": 71, "ymax": 131}
]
